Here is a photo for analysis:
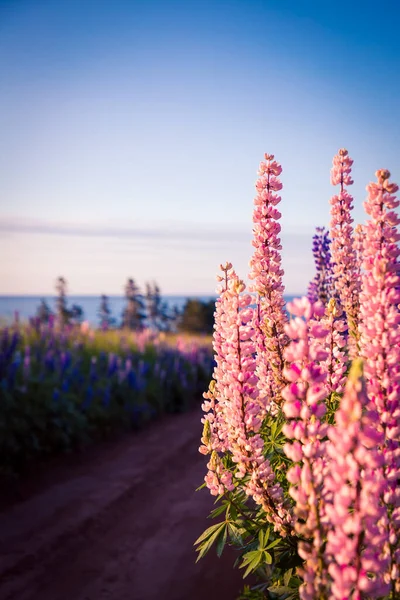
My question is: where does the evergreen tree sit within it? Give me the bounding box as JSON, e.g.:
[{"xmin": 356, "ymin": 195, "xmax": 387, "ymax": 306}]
[
  {"xmin": 36, "ymin": 298, "xmax": 53, "ymax": 324},
  {"xmin": 98, "ymin": 294, "xmax": 114, "ymax": 330},
  {"xmin": 70, "ymin": 303, "xmax": 84, "ymax": 325},
  {"xmin": 145, "ymin": 281, "xmax": 170, "ymax": 331},
  {"xmin": 122, "ymin": 278, "xmax": 146, "ymax": 330},
  {"xmin": 177, "ymin": 299, "xmax": 215, "ymax": 334},
  {"xmin": 55, "ymin": 277, "xmax": 70, "ymax": 327}
]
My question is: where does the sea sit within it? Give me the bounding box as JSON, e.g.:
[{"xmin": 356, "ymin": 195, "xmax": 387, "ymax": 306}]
[
  {"xmin": 0, "ymin": 295, "xmax": 216, "ymax": 327},
  {"xmin": 0, "ymin": 295, "xmax": 299, "ymax": 328}
]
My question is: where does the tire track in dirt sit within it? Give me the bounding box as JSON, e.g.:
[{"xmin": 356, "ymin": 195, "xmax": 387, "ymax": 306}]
[{"xmin": 0, "ymin": 410, "xmax": 244, "ymax": 600}]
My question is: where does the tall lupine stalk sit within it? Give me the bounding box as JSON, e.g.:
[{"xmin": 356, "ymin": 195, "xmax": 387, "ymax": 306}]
[
  {"xmin": 359, "ymin": 169, "xmax": 400, "ymax": 596},
  {"xmin": 324, "ymin": 360, "xmax": 390, "ymax": 599},
  {"xmin": 249, "ymin": 154, "xmax": 289, "ymax": 409},
  {"xmin": 330, "ymin": 149, "xmax": 360, "ymax": 351},
  {"xmin": 200, "ymin": 263, "xmax": 292, "ymax": 534},
  {"xmin": 282, "ymin": 297, "xmax": 330, "ymax": 600},
  {"xmin": 307, "ymin": 227, "xmax": 334, "ymax": 305}
]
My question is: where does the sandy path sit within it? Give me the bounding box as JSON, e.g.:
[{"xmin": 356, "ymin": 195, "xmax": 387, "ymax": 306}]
[{"xmin": 0, "ymin": 410, "xmax": 244, "ymax": 600}]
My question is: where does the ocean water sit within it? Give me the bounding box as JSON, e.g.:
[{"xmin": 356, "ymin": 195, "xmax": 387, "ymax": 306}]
[
  {"xmin": 0, "ymin": 295, "xmax": 216, "ymax": 327},
  {"xmin": 0, "ymin": 294, "xmax": 298, "ymax": 327}
]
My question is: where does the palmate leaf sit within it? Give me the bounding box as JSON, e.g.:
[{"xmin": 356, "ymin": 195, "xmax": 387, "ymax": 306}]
[
  {"xmin": 240, "ymin": 550, "xmax": 264, "ymax": 578},
  {"xmin": 228, "ymin": 522, "xmax": 247, "ymax": 546},
  {"xmin": 194, "ymin": 521, "xmax": 227, "ymax": 562},
  {"xmin": 194, "ymin": 521, "xmax": 225, "ymax": 546},
  {"xmin": 239, "ymin": 549, "xmax": 272, "ymax": 578}
]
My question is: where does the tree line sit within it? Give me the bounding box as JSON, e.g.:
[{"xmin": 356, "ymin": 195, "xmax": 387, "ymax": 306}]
[{"xmin": 34, "ymin": 277, "xmax": 215, "ymax": 334}]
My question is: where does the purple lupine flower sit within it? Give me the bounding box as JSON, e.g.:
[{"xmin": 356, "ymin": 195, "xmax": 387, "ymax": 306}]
[
  {"xmin": 107, "ymin": 353, "xmax": 118, "ymax": 377},
  {"xmin": 60, "ymin": 351, "xmax": 71, "ymax": 372},
  {"xmin": 307, "ymin": 227, "xmax": 334, "ymax": 305},
  {"xmin": 45, "ymin": 350, "xmax": 55, "ymax": 372}
]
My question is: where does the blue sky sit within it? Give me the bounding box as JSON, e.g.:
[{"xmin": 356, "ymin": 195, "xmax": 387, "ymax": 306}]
[{"xmin": 1, "ymin": 0, "xmax": 399, "ymax": 295}]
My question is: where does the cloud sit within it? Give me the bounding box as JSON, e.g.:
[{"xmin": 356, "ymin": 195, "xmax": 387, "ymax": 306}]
[
  {"xmin": 0, "ymin": 216, "xmax": 254, "ymax": 244},
  {"xmin": 0, "ymin": 215, "xmax": 314, "ymax": 245},
  {"xmin": 0, "ymin": 216, "xmax": 314, "ymax": 295}
]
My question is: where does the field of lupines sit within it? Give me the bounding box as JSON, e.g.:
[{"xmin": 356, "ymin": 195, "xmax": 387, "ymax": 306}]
[
  {"xmin": 197, "ymin": 151, "xmax": 400, "ymax": 599},
  {"xmin": 0, "ymin": 320, "xmax": 213, "ymax": 475}
]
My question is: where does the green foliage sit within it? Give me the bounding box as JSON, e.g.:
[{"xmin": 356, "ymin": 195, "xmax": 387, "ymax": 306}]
[
  {"xmin": 195, "ymin": 407, "xmax": 306, "ymax": 599},
  {"xmin": 0, "ymin": 326, "xmax": 213, "ymax": 475},
  {"xmin": 178, "ymin": 299, "xmax": 215, "ymax": 334}
]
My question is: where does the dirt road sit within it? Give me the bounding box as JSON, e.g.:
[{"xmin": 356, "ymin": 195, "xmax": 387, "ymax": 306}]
[{"xmin": 0, "ymin": 410, "xmax": 244, "ymax": 600}]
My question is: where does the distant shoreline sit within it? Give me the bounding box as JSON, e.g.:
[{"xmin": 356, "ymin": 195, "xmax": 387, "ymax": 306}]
[{"xmin": 0, "ymin": 294, "xmax": 301, "ymax": 327}]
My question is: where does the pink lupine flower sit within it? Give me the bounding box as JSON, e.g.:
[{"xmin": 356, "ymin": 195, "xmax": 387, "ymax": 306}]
[
  {"xmin": 324, "ymin": 360, "xmax": 390, "ymax": 599},
  {"xmin": 282, "ymin": 297, "xmax": 330, "ymax": 600},
  {"xmin": 204, "ymin": 450, "xmax": 235, "ymax": 496},
  {"xmin": 320, "ymin": 298, "xmax": 348, "ymax": 394},
  {"xmin": 354, "ymin": 223, "xmax": 365, "ymax": 280},
  {"xmin": 330, "ymin": 149, "xmax": 360, "ymax": 351},
  {"xmin": 80, "ymin": 320, "xmax": 90, "ymax": 334},
  {"xmin": 201, "ymin": 263, "xmax": 291, "ymax": 534},
  {"xmin": 359, "ymin": 169, "xmax": 400, "ymax": 594},
  {"xmin": 249, "ymin": 154, "xmax": 289, "ymax": 409}
]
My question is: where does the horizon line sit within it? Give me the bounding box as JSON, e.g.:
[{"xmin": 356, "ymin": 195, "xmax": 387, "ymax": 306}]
[{"xmin": 0, "ymin": 292, "xmax": 305, "ymax": 298}]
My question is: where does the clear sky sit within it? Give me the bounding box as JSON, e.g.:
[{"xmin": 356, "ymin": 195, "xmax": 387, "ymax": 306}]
[{"xmin": 1, "ymin": 0, "xmax": 399, "ymax": 296}]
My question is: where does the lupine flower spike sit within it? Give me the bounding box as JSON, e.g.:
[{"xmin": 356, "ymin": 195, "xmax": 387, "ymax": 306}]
[
  {"xmin": 282, "ymin": 297, "xmax": 330, "ymax": 600},
  {"xmin": 307, "ymin": 226, "xmax": 334, "ymax": 305},
  {"xmin": 324, "ymin": 360, "xmax": 390, "ymax": 599},
  {"xmin": 249, "ymin": 153, "xmax": 289, "ymax": 410},
  {"xmin": 201, "ymin": 263, "xmax": 292, "ymax": 534},
  {"xmin": 359, "ymin": 169, "xmax": 400, "ymax": 594},
  {"xmin": 330, "ymin": 149, "xmax": 360, "ymax": 353}
]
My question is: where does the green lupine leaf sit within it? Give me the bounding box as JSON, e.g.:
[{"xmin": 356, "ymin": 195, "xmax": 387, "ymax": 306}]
[
  {"xmin": 283, "ymin": 569, "xmax": 293, "ymax": 586},
  {"xmin": 227, "ymin": 523, "xmax": 245, "ymax": 546},
  {"xmin": 241, "ymin": 550, "xmax": 264, "ymax": 578},
  {"xmin": 209, "ymin": 503, "xmax": 227, "ymax": 518},
  {"xmin": 263, "ymin": 528, "xmax": 270, "ymax": 547},
  {"xmin": 263, "ymin": 550, "xmax": 272, "ymax": 564},
  {"xmin": 196, "ymin": 524, "xmax": 226, "ymax": 562},
  {"xmin": 258, "ymin": 530, "xmax": 264, "ymax": 548},
  {"xmin": 266, "ymin": 538, "xmax": 281, "ymax": 550},
  {"xmin": 194, "ymin": 521, "xmax": 225, "ymax": 546},
  {"xmin": 215, "ymin": 524, "xmax": 228, "ymax": 557},
  {"xmin": 240, "ymin": 550, "xmax": 262, "ymax": 567}
]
